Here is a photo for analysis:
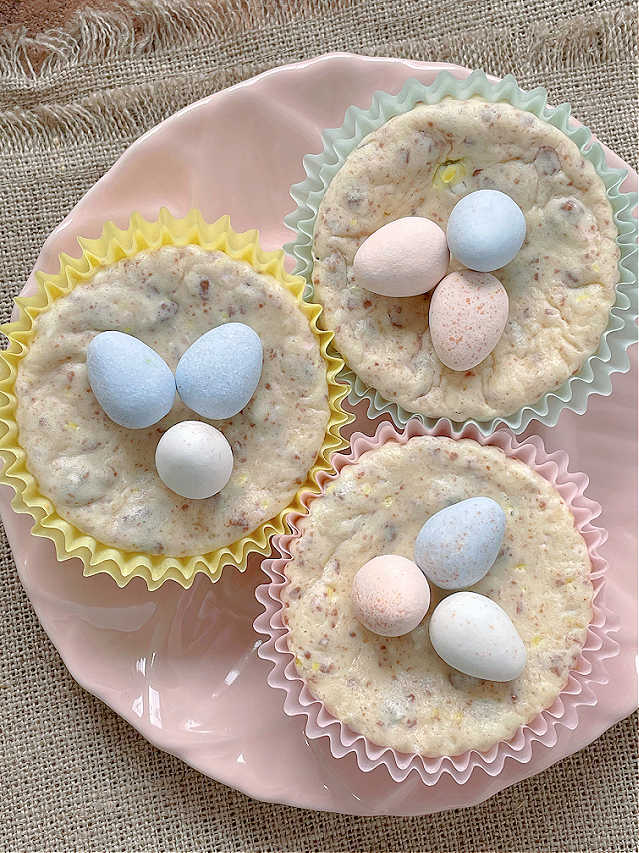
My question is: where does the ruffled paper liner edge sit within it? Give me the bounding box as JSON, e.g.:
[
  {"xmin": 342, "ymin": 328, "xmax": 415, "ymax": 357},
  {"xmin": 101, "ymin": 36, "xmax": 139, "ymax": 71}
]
[
  {"xmin": 254, "ymin": 418, "xmax": 617, "ymax": 784},
  {"xmin": 0, "ymin": 209, "xmax": 352, "ymax": 590},
  {"xmin": 284, "ymin": 68, "xmax": 638, "ymax": 435}
]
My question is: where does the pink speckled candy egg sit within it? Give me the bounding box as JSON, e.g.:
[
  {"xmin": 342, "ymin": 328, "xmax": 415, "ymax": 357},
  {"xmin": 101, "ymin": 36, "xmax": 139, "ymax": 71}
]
[
  {"xmin": 429, "ymin": 270, "xmax": 509, "ymax": 371},
  {"xmin": 351, "ymin": 555, "xmax": 431, "ymax": 637},
  {"xmin": 352, "ymin": 217, "xmax": 449, "ymax": 297}
]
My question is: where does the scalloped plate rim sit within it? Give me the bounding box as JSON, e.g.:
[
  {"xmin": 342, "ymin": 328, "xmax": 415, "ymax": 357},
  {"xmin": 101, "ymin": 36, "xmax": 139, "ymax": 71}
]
[{"xmin": 1, "ymin": 53, "xmax": 637, "ymax": 817}]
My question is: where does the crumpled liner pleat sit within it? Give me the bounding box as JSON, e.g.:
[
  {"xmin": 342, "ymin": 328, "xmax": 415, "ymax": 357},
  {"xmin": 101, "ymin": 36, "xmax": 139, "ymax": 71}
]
[
  {"xmin": 0, "ymin": 209, "xmax": 352, "ymax": 590},
  {"xmin": 254, "ymin": 418, "xmax": 617, "ymax": 784},
  {"xmin": 284, "ymin": 69, "xmax": 638, "ymax": 435}
]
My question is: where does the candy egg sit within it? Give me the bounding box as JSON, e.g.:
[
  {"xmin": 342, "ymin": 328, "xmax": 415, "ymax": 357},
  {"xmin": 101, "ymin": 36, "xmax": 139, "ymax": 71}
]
[
  {"xmin": 176, "ymin": 322, "xmax": 262, "ymax": 420},
  {"xmin": 87, "ymin": 331, "xmax": 175, "ymax": 429},
  {"xmin": 352, "ymin": 217, "xmax": 449, "ymax": 297},
  {"xmin": 414, "ymin": 497, "xmax": 505, "ymax": 590},
  {"xmin": 351, "ymin": 554, "xmax": 431, "ymax": 637},
  {"xmin": 429, "ymin": 592, "xmax": 526, "ymax": 681},
  {"xmin": 446, "ymin": 190, "xmax": 526, "ymax": 272},
  {"xmin": 155, "ymin": 421, "xmax": 233, "ymax": 499},
  {"xmin": 429, "ymin": 270, "xmax": 509, "ymax": 371}
]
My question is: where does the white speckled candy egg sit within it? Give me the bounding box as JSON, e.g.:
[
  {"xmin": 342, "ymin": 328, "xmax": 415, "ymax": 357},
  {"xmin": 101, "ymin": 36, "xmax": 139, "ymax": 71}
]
[
  {"xmin": 176, "ymin": 322, "xmax": 263, "ymax": 419},
  {"xmin": 352, "ymin": 217, "xmax": 449, "ymax": 297},
  {"xmin": 429, "ymin": 592, "xmax": 526, "ymax": 681},
  {"xmin": 414, "ymin": 497, "xmax": 505, "ymax": 590},
  {"xmin": 429, "ymin": 270, "xmax": 509, "ymax": 371},
  {"xmin": 446, "ymin": 189, "xmax": 526, "ymax": 272},
  {"xmin": 351, "ymin": 554, "xmax": 431, "ymax": 637},
  {"xmin": 155, "ymin": 421, "xmax": 233, "ymax": 499},
  {"xmin": 87, "ymin": 331, "xmax": 175, "ymax": 429}
]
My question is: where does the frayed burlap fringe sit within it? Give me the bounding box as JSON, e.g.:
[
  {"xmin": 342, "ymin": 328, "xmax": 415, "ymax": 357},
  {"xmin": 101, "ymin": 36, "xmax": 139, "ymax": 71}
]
[
  {"xmin": 0, "ymin": 0, "xmax": 349, "ymax": 79},
  {"xmin": 0, "ymin": 0, "xmax": 634, "ymax": 80},
  {"xmin": 0, "ymin": 1, "xmax": 637, "ymax": 850},
  {"xmin": 0, "ymin": 2, "xmax": 636, "ymax": 156}
]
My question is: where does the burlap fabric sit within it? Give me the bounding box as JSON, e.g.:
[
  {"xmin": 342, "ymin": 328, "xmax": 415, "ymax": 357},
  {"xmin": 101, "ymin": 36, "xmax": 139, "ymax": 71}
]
[{"xmin": 1, "ymin": 1, "xmax": 637, "ymax": 850}]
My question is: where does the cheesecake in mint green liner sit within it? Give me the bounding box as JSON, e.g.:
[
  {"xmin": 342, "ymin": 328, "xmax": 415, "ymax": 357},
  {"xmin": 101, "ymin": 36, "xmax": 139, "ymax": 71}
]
[{"xmin": 285, "ymin": 71, "xmax": 637, "ymax": 434}]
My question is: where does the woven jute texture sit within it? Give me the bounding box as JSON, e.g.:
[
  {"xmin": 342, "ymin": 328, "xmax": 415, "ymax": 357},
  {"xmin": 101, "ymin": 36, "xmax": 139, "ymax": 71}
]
[{"xmin": 1, "ymin": 1, "xmax": 637, "ymax": 850}]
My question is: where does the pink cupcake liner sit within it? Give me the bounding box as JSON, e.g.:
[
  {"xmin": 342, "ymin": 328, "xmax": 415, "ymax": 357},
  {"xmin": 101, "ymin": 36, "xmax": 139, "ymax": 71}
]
[{"xmin": 254, "ymin": 418, "xmax": 618, "ymax": 785}]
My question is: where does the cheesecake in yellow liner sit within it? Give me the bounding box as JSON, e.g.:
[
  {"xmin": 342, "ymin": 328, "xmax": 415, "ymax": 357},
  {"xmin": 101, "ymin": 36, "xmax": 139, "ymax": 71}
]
[{"xmin": 0, "ymin": 210, "xmax": 351, "ymax": 589}]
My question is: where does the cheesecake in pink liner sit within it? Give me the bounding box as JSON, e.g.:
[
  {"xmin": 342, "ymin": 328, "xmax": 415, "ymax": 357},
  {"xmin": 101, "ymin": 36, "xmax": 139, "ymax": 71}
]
[{"xmin": 255, "ymin": 420, "xmax": 612, "ymax": 780}]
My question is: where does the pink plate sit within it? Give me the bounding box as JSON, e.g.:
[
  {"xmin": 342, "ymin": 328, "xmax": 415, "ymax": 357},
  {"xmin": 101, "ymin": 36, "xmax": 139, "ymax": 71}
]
[{"xmin": 2, "ymin": 54, "xmax": 637, "ymax": 815}]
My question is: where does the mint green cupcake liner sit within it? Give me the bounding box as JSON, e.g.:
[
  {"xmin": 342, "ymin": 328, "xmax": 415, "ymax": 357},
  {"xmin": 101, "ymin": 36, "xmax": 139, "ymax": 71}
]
[{"xmin": 284, "ymin": 70, "xmax": 637, "ymax": 435}]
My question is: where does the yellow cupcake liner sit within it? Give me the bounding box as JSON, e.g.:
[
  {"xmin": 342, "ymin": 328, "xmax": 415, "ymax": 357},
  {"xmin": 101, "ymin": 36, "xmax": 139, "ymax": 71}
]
[{"xmin": 0, "ymin": 209, "xmax": 352, "ymax": 590}]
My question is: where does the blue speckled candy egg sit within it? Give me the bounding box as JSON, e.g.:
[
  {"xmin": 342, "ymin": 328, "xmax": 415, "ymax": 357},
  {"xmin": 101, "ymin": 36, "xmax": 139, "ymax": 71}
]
[
  {"xmin": 175, "ymin": 322, "xmax": 263, "ymax": 420},
  {"xmin": 446, "ymin": 190, "xmax": 526, "ymax": 272},
  {"xmin": 87, "ymin": 331, "xmax": 175, "ymax": 429},
  {"xmin": 414, "ymin": 496, "xmax": 505, "ymax": 589}
]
